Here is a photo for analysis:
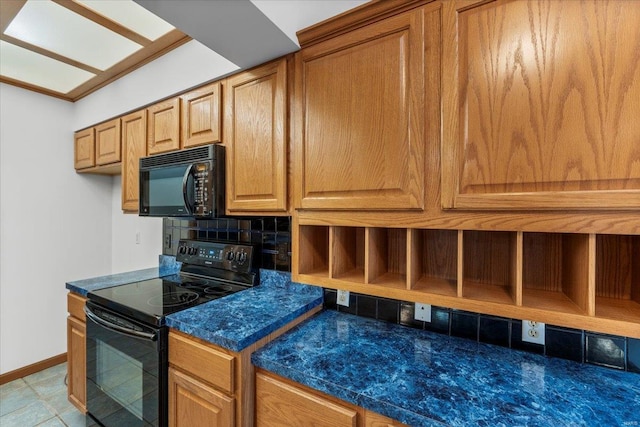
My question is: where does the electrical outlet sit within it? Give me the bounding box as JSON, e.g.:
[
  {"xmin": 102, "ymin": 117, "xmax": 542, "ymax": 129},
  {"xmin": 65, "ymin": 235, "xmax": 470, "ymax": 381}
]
[
  {"xmin": 414, "ymin": 303, "xmax": 432, "ymax": 322},
  {"xmin": 522, "ymin": 320, "xmax": 545, "ymax": 345},
  {"xmin": 337, "ymin": 290, "xmax": 350, "ymax": 307}
]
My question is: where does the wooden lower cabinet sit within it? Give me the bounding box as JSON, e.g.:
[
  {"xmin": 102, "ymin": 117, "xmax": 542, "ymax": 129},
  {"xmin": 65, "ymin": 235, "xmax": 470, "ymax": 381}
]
[
  {"xmin": 169, "ymin": 368, "xmax": 234, "ymax": 427},
  {"xmin": 66, "ymin": 293, "xmax": 87, "ymax": 413},
  {"xmin": 256, "ymin": 370, "xmax": 406, "ymax": 427},
  {"xmin": 168, "ymin": 331, "xmax": 237, "ymax": 427},
  {"xmin": 364, "ymin": 410, "xmax": 408, "ymax": 427}
]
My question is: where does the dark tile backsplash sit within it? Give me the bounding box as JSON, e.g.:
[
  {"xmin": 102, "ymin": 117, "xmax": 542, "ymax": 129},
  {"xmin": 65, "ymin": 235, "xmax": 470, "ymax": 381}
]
[
  {"xmin": 451, "ymin": 311, "xmax": 479, "ymax": 340},
  {"xmin": 479, "ymin": 316, "xmax": 510, "ymax": 348},
  {"xmin": 585, "ymin": 333, "xmax": 626, "ymax": 370},
  {"xmin": 545, "ymin": 326, "xmax": 584, "ymax": 363},
  {"xmin": 323, "ymin": 289, "xmax": 639, "ymax": 375},
  {"xmin": 163, "ymin": 217, "xmax": 291, "ymax": 272}
]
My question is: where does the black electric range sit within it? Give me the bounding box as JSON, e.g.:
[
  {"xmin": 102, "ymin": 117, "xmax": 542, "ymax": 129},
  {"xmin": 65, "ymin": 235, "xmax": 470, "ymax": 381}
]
[
  {"xmin": 84, "ymin": 239, "xmax": 256, "ymax": 427},
  {"xmin": 88, "ymin": 239, "xmax": 257, "ymax": 326}
]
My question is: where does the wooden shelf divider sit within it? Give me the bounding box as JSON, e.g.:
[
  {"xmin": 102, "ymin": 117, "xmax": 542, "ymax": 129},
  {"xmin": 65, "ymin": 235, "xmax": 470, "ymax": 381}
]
[
  {"xmin": 331, "ymin": 226, "xmax": 365, "ymax": 283},
  {"xmin": 462, "ymin": 231, "xmax": 518, "ymax": 306},
  {"xmin": 298, "ymin": 225, "xmax": 329, "ymax": 277}
]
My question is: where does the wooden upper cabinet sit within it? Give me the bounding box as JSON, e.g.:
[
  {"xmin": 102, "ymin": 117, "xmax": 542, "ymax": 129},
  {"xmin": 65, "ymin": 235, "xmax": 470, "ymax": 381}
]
[
  {"xmin": 148, "ymin": 98, "xmax": 181, "ymax": 155},
  {"xmin": 224, "ymin": 58, "xmax": 288, "ymax": 213},
  {"xmin": 295, "ymin": 6, "xmax": 428, "ymax": 210},
  {"xmin": 442, "ymin": 0, "xmax": 640, "ymax": 210},
  {"xmin": 74, "ymin": 128, "xmax": 95, "ymax": 170},
  {"xmin": 95, "ymin": 118, "xmax": 121, "ymax": 166},
  {"xmin": 121, "ymin": 110, "xmax": 147, "ymax": 212},
  {"xmin": 182, "ymin": 82, "xmax": 222, "ymax": 148}
]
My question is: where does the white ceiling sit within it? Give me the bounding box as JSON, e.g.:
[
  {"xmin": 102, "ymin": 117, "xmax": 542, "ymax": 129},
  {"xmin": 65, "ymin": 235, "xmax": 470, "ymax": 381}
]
[
  {"xmin": 135, "ymin": 0, "xmax": 369, "ymax": 69},
  {"xmin": 1, "ymin": 0, "xmax": 368, "ymax": 102}
]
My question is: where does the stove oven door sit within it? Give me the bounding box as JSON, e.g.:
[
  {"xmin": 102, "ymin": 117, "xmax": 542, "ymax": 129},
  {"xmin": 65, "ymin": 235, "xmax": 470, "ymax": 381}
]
[{"xmin": 85, "ymin": 301, "xmax": 167, "ymax": 427}]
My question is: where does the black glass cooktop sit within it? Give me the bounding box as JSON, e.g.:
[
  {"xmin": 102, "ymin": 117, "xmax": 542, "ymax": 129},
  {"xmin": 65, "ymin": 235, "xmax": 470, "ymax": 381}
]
[{"xmin": 88, "ymin": 273, "xmax": 249, "ymax": 326}]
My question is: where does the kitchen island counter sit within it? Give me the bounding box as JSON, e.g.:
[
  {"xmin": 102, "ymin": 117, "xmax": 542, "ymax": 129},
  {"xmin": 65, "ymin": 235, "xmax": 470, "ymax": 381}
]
[{"xmin": 252, "ymin": 310, "xmax": 640, "ymax": 427}]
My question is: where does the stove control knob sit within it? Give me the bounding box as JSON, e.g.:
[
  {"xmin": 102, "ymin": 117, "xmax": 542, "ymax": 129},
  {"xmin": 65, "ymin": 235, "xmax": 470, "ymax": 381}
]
[
  {"xmin": 237, "ymin": 252, "xmax": 247, "ymax": 264},
  {"xmin": 188, "ymin": 247, "xmax": 197, "ymax": 255},
  {"xmin": 226, "ymin": 251, "xmax": 235, "ymax": 261},
  {"xmin": 178, "ymin": 246, "xmax": 187, "ymax": 255}
]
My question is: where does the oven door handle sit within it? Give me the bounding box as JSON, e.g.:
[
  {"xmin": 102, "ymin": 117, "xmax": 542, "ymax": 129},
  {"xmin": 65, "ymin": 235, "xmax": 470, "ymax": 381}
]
[{"xmin": 84, "ymin": 306, "xmax": 157, "ymax": 341}]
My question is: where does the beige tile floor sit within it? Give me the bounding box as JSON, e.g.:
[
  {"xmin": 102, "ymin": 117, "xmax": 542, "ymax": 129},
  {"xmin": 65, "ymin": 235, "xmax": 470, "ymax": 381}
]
[{"xmin": 0, "ymin": 363, "xmax": 85, "ymax": 427}]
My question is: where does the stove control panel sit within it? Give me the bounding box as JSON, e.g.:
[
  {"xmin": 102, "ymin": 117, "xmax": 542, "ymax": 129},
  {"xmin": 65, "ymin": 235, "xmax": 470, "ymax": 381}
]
[{"xmin": 176, "ymin": 239, "xmax": 253, "ymax": 273}]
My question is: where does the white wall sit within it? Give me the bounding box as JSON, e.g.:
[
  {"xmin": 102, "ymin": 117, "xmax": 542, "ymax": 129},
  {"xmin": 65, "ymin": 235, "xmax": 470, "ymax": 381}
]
[
  {"xmin": 0, "ymin": 83, "xmax": 113, "ymax": 374},
  {"xmin": 73, "ymin": 40, "xmax": 238, "ymax": 130},
  {"xmin": 0, "ymin": 38, "xmax": 239, "ymax": 374},
  {"xmin": 110, "ymin": 176, "xmax": 163, "ymax": 273},
  {"xmin": 74, "ymin": 40, "xmax": 237, "ymax": 274}
]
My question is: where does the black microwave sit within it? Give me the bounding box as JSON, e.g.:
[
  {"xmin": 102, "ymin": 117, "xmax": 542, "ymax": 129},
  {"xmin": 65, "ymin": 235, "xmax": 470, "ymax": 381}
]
[{"xmin": 139, "ymin": 144, "xmax": 224, "ymax": 218}]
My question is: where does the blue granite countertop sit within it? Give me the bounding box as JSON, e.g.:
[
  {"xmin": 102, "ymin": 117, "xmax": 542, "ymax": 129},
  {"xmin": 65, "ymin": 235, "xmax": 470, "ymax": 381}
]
[
  {"xmin": 252, "ymin": 310, "xmax": 640, "ymax": 427},
  {"xmin": 165, "ymin": 270, "xmax": 323, "ymax": 352},
  {"xmin": 66, "ymin": 258, "xmax": 322, "ymax": 353},
  {"xmin": 65, "ymin": 255, "xmax": 181, "ymax": 296}
]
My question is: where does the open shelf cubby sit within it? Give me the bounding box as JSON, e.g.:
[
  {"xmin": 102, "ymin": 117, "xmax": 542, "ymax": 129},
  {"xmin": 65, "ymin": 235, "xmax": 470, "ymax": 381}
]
[
  {"xmin": 522, "ymin": 233, "xmax": 590, "ymax": 315},
  {"xmin": 462, "ymin": 231, "xmax": 517, "ymax": 305},
  {"xmin": 411, "ymin": 229, "xmax": 458, "ymax": 297},
  {"xmin": 595, "ymin": 235, "xmax": 640, "ymax": 323},
  {"xmin": 295, "ymin": 223, "xmax": 640, "ymax": 338},
  {"xmin": 330, "ymin": 226, "xmax": 365, "ymax": 283},
  {"xmin": 298, "ymin": 225, "xmax": 329, "ymax": 277},
  {"xmin": 366, "ymin": 228, "xmax": 407, "ymax": 289}
]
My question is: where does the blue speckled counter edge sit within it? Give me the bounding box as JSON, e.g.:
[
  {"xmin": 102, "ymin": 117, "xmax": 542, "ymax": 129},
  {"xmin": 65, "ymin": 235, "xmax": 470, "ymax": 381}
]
[
  {"xmin": 165, "ymin": 270, "xmax": 323, "ymax": 352},
  {"xmin": 65, "ymin": 255, "xmax": 181, "ymax": 296}
]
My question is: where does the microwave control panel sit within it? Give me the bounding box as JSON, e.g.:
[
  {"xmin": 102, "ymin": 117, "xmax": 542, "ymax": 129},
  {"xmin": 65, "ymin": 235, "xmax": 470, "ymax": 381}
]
[
  {"xmin": 192, "ymin": 162, "xmax": 211, "ymax": 216},
  {"xmin": 176, "ymin": 239, "xmax": 253, "ymax": 273}
]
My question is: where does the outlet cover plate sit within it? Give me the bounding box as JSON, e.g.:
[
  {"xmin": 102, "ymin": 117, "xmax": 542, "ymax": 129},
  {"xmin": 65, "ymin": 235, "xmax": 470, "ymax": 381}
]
[
  {"xmin": 415, "ymin": 303, "xmax": 432, "ymax": 322},
  {"xmin": 522, "ymin": 320, "xmax": 545, "ymax": 345},
  {"xmin": 337, "ymin": 290, "xmax": 350, "ymax": 307}
]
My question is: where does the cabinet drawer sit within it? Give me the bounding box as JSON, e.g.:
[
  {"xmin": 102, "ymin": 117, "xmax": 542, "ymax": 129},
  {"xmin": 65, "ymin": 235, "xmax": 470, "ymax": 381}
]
[
  {"xmin": 256, "ymin": 372, "xmax": 358, "ymax": 427},
  {"xmin": 168, "ymin": 331, "xmax": 235, "ymax": 394},
  {"xmin": 67, "ymin": 292, "xmax": 86, "ymax": 321}
]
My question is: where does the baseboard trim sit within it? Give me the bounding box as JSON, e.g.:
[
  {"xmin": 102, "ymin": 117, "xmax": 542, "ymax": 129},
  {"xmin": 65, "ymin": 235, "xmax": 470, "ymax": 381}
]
[{"xmin": 0, "ymin": 353, "xmax": 67, "ymax": 385}]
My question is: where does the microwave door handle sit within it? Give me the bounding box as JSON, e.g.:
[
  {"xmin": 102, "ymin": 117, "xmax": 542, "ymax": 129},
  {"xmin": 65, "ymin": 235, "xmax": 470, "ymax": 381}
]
[
  {"xmin": 84, "ymin": 306, "xmax": 157, "ymax": 341},
  {"xmin": 182, "ymin": 164, "xmax": 195, "ymax": 215}
]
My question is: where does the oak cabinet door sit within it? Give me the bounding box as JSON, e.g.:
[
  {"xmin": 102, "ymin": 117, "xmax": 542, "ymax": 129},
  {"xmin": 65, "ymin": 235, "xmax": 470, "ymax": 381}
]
[
  {"xmin": 169, "ymin": 368, "xmax": 234, "ymax": 427},
  {"xmin": 95, "ymin": 118, "xmax": 121, "ymax": 166},
  {"xmin": 442, "ymin": 0, "xmax": 640, "ymax": 210},
  {"xmin": 74, "ymin": 128, "xmax": 95, "ymax": 170},
  {"xmin": 121, "ymin": 110, "xmax": 147, "ymax": 212},
  {"xmin": 67, "ymin": 315, "xmax": 86, "ymax": 413},
  {"xmin": 365, "ymin": 410, "xmax": 408, "ymax": 427},
  {"xmin": 224, "ymin": 59, "xmax": 288, "ymax": 213},
  {"xmin": 255, "ymin": 372, "xmax": 358, "ymax": 427},
  {"xmin": 295, "ymin": 7, "xmax": 427, "ymax": 210},
  {"xmin": 182, "ymin": 82, "xmax": 222, "ymax": 148},
  {"xmin": 148, "ymin": 98, "xmax": 181, "ymax": 155}
]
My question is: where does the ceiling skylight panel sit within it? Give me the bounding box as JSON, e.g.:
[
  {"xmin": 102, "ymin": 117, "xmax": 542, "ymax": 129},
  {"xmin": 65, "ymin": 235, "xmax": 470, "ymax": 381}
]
[
  {"xmin": 75, "ymin": 0, "xmax": 174, "ymax": 41},
  {"xmin": 4, "ymin": 0, "xmax": 142, "ymax": 71},
  {"xmin": 0, "ymin": 41, "xmax": 95, "ymax": 94}
]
